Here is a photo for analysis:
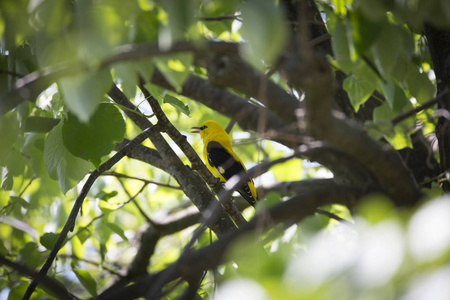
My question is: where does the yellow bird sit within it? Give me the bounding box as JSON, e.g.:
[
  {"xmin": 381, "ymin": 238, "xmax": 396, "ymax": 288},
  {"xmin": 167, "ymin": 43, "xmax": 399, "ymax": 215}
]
[{"xmin": 192, "ymin": 120, "xmax": 258, "ymax": 206}]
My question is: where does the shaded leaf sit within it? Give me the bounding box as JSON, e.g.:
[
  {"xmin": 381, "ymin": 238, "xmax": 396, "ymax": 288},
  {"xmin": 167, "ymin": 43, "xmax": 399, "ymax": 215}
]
[
  {"xmin": 164, "ymin": 94, "xmax": 190, "ymax": 116},
  {"xmin": 0, "ymin": 112, "xmax": 19, "ymax": 165},
  {"xmin": 40, "ymin": 232, "xmax": 61, "ymax": 250},
  {"xmin": 44, "ymin": 121, "xmax": 91, "ymax": 194},
  {"xmin": 351, "ymin": 8, "xmax": 382, "ymax": 54},
  {"xmin": 59, "ymin": 68, "xmax": 112, "ymax": 123},
  {"xmin": 240, "ymin": 0, "xmax": 288, "ymax": 69},
  {"xmin": 18, "ymin": 242, "xmax": 44, "ymax": 269},
  {"xmin": 73, "ymin": 268, "xmax": 98, "ymax": 297},
  {"xmin": 62, "ymin": 103, "xmax": 126, "ymax": 167}
]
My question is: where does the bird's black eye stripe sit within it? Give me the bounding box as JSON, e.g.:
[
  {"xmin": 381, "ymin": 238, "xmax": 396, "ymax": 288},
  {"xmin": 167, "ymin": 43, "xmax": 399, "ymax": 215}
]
[{"xmin": 200, "ymin": 125, "xmax": 207, "ymax": 130}]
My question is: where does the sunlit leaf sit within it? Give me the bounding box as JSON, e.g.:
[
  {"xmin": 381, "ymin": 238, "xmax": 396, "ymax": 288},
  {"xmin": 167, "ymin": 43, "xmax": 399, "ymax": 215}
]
[
  {"xmin": 154, "ymin": 53, "xmax": 193, "ymax": 92},
  {"xmin": 343, "ymin": 74, "xmax": 374, "ymax": 111}
]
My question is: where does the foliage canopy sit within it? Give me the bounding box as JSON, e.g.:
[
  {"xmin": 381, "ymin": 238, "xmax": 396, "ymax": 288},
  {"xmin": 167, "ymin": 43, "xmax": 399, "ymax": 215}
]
[{"xmin": 0, "ymin": 0, "xmax": 450, "ymax": 299}]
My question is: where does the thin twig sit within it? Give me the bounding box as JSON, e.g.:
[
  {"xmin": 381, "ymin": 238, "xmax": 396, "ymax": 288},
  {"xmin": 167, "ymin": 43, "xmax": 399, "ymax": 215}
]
[
  {"xmin": 199, "ymin": 15, "xmax": 240, "ymax": 21},
  {"xmin": 67, "ymin": 214, "xmax": 105, "ymax": 242},
  {"xmin": 391, "ymin": 88, "xmax": 449, "ymax": 125},
  {"xmin": 50, "ymin": 254, "xmax": 124, "ymax": 278},
  {"xmin": 23, "ymin": 125, "xmax": 162, "ymax": 300},
  {"xmin": 315, "ymin": 208, "xmax": 352, "ymax": 225},
  {"xmin": 101, "ymin": 171, "xmax": 182, "ymax": 190},
  {"xmin": 117, "ymin": 180, "xmax": 154, "ymax": 224},
  {"xmin": 139, "ymin": 80, "xmax": 246, "ymax": 226},
  {"xmin": 0, "ymin": 69, "xmax": 24, "ymax": 78},
  {"xmin": 0, "ymin": 255, "xmax": 72, "ymax": 299}
]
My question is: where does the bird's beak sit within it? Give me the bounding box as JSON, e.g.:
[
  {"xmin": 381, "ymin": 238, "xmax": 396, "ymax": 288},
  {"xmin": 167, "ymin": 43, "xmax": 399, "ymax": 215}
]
[{"xmin": 191, "ymin": 126, "xmax": 201, "ymax": 133}]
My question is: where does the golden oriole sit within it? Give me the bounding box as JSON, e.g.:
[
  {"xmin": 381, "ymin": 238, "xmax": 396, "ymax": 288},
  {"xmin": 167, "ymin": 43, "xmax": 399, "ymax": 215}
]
[{"xmin": 192, "ymin": 120, "xmax": 258, "ymax": 206}]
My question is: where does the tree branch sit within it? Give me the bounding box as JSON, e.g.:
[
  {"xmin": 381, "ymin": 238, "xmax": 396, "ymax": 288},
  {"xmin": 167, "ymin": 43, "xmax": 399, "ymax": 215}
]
[
  {"xmin": 108, "ymin": 84, "xmax": 237, "ymax": 236},
  {"xmin": 23, "ymin": 125, "xmax": 162, "ymax": 300},
  {"xmin": 139, "ymin": 81, "xmax": 246, "ymax": 225},
  {"xmin": 97, "ymin": 185, "xmax": 365, "ymax": 300},
  {"xmin": 0, "ymin": 255, "xmax": 72, "ymax": 300},
  {"xmin": 0, "ymin": 41, "xmax": 240, "ymax": 116}
]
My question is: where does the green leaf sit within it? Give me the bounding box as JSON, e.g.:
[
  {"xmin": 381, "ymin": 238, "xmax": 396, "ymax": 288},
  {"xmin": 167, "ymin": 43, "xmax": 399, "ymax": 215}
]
[
  {"xmin": 44, "ymin": 121, "xmax": 91, "ymax": 194},
  {"xmin": 6, "ymin": 148, "xmax": 25, "ymax": 176},
  {"xmin": 144, "ymin": 83, "xmax": 166, "ymax": 103},
  {"xmin": 350, "ymin": 8, "xmax": 382, "ymax": 54},
  {"xmin": 343, "ymin": 74, "xmax": 375, "ymax": 112},
  {"xmin": 379, "ymin": 81, "xmax": 411, "ymax": 113},
  {"xmin": 371, "ymin": 24, "xmax": 401, "ymax": 77},
  {"xmin": 18, "ymin": 242, "xmax": 44, "ymax": 269},
  {"xmin": 331, "ymin": 18, "xmax": 354, "ymax": 72},
  {"xmin": 164, "ymin": 95, "xmax": 190, "ymax": 116},
  {"xmin": 373, "ymin": 102, "xmax": 414, "ymax": 149},
  {"xmin": 0, "ymin": 239, "xmax": 7, "ymax": 255},
  {"xmin": 73, "ymin": 268, "xmax": 98, "ymax": 297},
  {"xmin": 105, "ymin": 222, "xmax": 128, "ymax": 242},
  {"xmin": 1, "ymin": 171, "xmax": 13, "ymax": 191},
  {"xmin": 62, "ymin": 103, "xmax": 126, "ymax": 167},
  {"xmin": 406, "ymin": 66, "xmax": 436, "ymax": 104},
  {"xmin": 154, "ymin": 53, "xmax": 193, "ymax": 92},
  {"xmin": 76, "ymin": 229, "xmax": 91, "ymax": 244},
  {"xmin": 163, "ymin": 0, "xmax": 196, "ymax": 40},
  {"xmin": 95, "ymin": 190, "xmax": 118, "ymax": 201},
  {"xmin": 21, "ymin": 133, "xmax": 46, "ymax": 176},
  {"xmin": 10, "ymin": 196, "xmax": 29, "ymax": 209},
  {"xmin": 59, "ymin": 68, "xmax": 112, "ymax": 123},
  {"xmin": 113, "ymin": 62, "xmax": 138, "ymax": 99},
  {"xmin": 240, "ymin": 0, "xmax": 288, "ymax": 69},
  {"xmin": 0, "ymin": 112, "xmax": 19, "ymax": 166},
  {"xmin": 137, "ymin": 58, "xmax": 154, "ymax": 82},
  {"xmin": 332, "ymin": 0, "xmax": 348, "ymax": 15},
  {"xmin": 40, "ymin": 232, "xmax": 60, "ymax": 250}
]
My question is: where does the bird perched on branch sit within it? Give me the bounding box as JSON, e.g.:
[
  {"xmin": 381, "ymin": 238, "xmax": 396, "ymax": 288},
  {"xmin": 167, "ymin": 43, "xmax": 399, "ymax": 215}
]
[{"xmin": 192, "ymin": 120, "xmax": 258, "ymax": 206}]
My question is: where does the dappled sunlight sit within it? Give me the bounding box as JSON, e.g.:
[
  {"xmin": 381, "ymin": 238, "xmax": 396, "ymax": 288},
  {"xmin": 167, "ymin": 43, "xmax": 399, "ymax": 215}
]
[{"xmin": 408, "ymin": 195, "xmax": 450, "ymax": 262}]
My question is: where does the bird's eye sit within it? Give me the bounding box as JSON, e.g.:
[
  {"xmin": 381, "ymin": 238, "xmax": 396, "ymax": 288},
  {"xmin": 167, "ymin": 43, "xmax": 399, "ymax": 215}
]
[{"xmin": 200, "ymin": 126, "xmax": 207, "ymax": 130}]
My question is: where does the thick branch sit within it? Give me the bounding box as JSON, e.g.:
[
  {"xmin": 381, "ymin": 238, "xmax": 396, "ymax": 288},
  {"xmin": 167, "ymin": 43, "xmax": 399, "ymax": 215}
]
[
  {"xmin": 140, "ymin": 83, "xmax": 245, "ymax": 225},
  {"xmin": 97, "ymin": 185, "xmax": 365, "ymax": 300},
  {"xmin": 294, "ymin": 56, "xmax": 422, "ymax": 205},
  {"xmin": 0, "ymin": 41, "xmax": 239, "ymax": 116},
  {"xmin": 150, "ymin": 69, "xmax": 291, "ymax": 137},
  {"xmin": 206, "ymin": 55, "xmax": 301, "ymax": 124},
  {"xmin": 108, "ymin": 84, "xmax": 237, "ymax": 236},
  {"xmin": 423, "ymin": 24, "xmax": 450, "ymax": 192},
  {"xmin": 0, "ymin": 255, "xmax": 72, "ymax": 300}
]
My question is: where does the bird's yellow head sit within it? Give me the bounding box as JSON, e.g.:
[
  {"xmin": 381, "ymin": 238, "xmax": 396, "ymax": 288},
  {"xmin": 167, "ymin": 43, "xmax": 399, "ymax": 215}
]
[{"xmin": 191, "ymin": 120, "xmax": 228, "ymax": 142}]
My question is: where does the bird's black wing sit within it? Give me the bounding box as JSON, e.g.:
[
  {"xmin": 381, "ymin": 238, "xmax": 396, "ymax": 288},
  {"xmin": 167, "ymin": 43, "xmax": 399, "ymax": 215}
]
[{"xmin": 207, "ymin": 141, "xmax": 256, "ymax": 206}]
